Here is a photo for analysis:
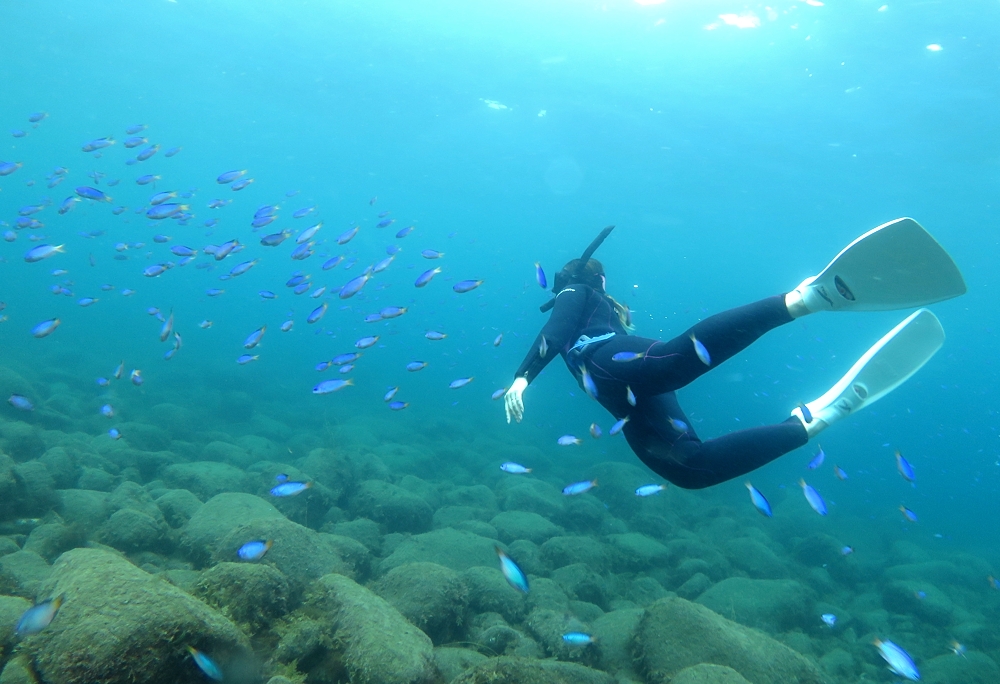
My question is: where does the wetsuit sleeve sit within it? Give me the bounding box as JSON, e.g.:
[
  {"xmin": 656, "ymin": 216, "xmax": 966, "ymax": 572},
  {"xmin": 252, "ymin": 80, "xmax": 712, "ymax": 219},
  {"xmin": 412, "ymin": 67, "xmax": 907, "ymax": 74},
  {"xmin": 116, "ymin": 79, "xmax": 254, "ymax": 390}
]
[{"xmin": 514, "ymin": 287, "xmax": 588, "ymax": 383}]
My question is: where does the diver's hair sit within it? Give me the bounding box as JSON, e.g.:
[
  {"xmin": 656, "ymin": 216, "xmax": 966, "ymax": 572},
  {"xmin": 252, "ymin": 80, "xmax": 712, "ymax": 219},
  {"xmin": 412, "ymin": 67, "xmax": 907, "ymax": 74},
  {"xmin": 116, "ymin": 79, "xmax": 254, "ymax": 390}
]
[{"xmin": 557, "ymin": 258, "xmax": 635, "ymax": 331}]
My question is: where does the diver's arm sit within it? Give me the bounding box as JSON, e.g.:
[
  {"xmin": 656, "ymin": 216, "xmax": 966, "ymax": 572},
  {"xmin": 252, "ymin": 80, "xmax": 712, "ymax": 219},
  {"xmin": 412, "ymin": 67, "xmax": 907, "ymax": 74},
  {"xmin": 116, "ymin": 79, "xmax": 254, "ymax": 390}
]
[{"xmin": 505, "ymin": 288, "xmax": 586, "ymax": 423}]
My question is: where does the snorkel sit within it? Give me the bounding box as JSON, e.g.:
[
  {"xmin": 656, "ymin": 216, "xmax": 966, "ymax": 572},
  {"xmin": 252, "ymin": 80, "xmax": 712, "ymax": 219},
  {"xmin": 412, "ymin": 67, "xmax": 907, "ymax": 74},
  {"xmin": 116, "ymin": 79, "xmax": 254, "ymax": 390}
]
[{"xmin": 539, "ymin": 225, "xmax": 615, "ymax": 313}]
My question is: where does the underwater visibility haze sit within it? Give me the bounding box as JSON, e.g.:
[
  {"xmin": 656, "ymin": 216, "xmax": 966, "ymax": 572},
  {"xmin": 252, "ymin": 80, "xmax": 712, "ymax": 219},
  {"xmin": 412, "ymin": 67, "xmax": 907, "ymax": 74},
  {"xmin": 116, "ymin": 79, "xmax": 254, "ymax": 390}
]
[{"xmin": 1, "ymin": 0, "xmax": 999, "ymax": 683}]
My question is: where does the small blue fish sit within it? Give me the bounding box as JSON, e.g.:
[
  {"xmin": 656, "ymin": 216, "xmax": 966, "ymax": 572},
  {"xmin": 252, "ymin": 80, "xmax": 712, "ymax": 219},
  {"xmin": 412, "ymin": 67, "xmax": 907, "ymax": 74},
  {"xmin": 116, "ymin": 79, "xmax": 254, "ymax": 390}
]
[
  {"xmin": 313, "ymin": 379, "xmax": 353, "ymax": 394},
  {"xmin": 187, "ymin": 646, "xmax": 224, "ymax": 681},
  {"xmin": 667, "ymin": 417, "xmax": 688, "ymax": 433},
  {"xmin": 130, "ymin": 369, "xmax": 144, "ymax": 386},
  {"xmin": 171, "ymin": 245, "xmax": 197, "ymax": 257},
  {"xmin": 873, "ymin": 639, "xmax": 919, "ymax": 681},
  {"xmin": 807, "ymin": 446, "xmax": 825, "ymax": 470},
  {"xmin": 337, "ymin": 226, "xmax": 359, "ymax": 245},
  {"xmin": 322, "ymin": 255, "xmax": 343, "ymax": 270},
  {"xmin": 562, "ymin": 479, "xmax": 597, "ymax": 495},
  {"xmin": 100, "ymin": 404, "xmax": 114, "ymax": 418},
  {"xmin": 425, "ymin": 331, "xmax": 447, "ymax": 341},
  {"xmin": 236, "ymin": 354, "xmax": 258, "ymax": 365},
  {"xmin": 125, "ymin": 124, "xmax": 146, "ymax": 134},
  {"xmin": 690, "ymin": 334, "xmax": 711, "ymax": 366},
  {"xmin": 562, "ymin": 632, "xmax": 595, "ymax": 646},
  {"xmin": 501, "ymin": 462, "xmax": 532, "ymax": 474},
  {"xmin": 580, "ymin": 366, "xmax": 598, "ymax": 399},
  {"xmin": 296, "ymin": 222, "xmax": 322, "ymax": 244},
  {"xmin": 237, "ymin": 539, "xmax": 272, "ymax": 560},
  {"xmin": 895, "ymin": 450, "xmax": 915, "ymax": 484},
  {"xmin": 539, "ymin": 336, "xmax": 549, "ymax": 359},
  {"xmin": 136, "ymin": 174, "xmax": 160, "ymax": 185},
  {"xmin": 589, "ymin": 423, "xmax": 602, "ymax": 438},
  {"xmin": 379, "ymin": 306, "xmax": 407, "ymax": 319},
  {"xmin": 260, "ymin": 231, "xmax": 291, "ymax": 247},
  {"xmin": 396, "ymin": 225, "xmax": 414, "ymax": 238},
  {"xmin": 75, "ymin": 186, "xmax": 112, "ymax": 202},
  {"xmin": 147, "ymin": 203, "xmax": 188, "ymax": 220},
  {"xmin": 376, "ymin": 218, "xmax": 396, "ymax": 228},
  {"xmin": 339, "ymin": 273, "xmax": 371, "ymax": 299},
  {"xmin": 609, "ymin": 416, "xmax": 629, "ymax": 436},
  {"xmin": 840, "ymin": 546, "xmax": 853, "ymax": 555},
  {"xmin": 355, "ymin": 336, "xmax": 379, "ymax": 349},
  {"xmin": 899, "ymin": 506, "xmax": 918, "ymax": 523},
  {"xmin": 797, "ymin": 402, "xmax": 813, "ymax": 423},
  {"xmin": 635, "ymin": 484, "xmax": 666, "ymax": 497},
  {"xmin": 275, "ymin": 473, "xmax": 289, "ymax": 483},
  {"xmin": 292, "ymin": 206, "xmax": 315, "ymax": 219},
  {"xmin": 280, "ymin": 320, "xmax": 293, "ymax": 332},
  {"xmin": 496, "ymin": 546, "xmax": 529, "ymax": 593},
  {"xmin": 389, "ymin": 401, "xmax": 409, "ymax": 410},
  {"xmin": 217, "ymin": 169, "xmax": 247, "ymax": 184},
  {"xmin": 136, "ymin": 144, "xmax": 159, "ymax": 161},
  {"xmin": 206, "ymin": 288, "xmax": 225, "ymax": 297},
  {"xmin": 453, "ymin": 279, "xmax": 483, "ymax": 293},
  {"xmin": 626, "ymin": 385, "xmax": 636, "ymax": 406},
  {"xmin": 745, "ymin": 482, "xmax": 772, "ymax": 517},
  {"xmin": 799, "ymin": 479, "xmax": 827, "ymax": 516},
  {"xmin": 414, "ymin": 267, "xmax": 442, "ymax": 288},
  {"xmin": 164, "ymin": 146, "xmax": 182, "ymax": 157},
  {"xmin": 8, "ymin": 394, "xmax": 34, "ymax": 411},
  {"xmin": 307, "ymin": 303, "xmax": 328, "ymax": 324},
  {"xmin": 270, "ymin": 481, "xmax": 312, "ymax": 496},
  {"xmin": 449, "ymin": 377, "xmax": 474, "ymax": 389},
  {"xmin": 124, "ymin": 136, "xmax": 146, "ymax": 148},
  {"xmin": 31, "ymin": 318, "xmax": 60, "ymax": 338},
  {"xmin": 24, "ymin": 244, "xmax": 65, "ymax": 263},
  {"xmin": 108, "ymin": 428, "xmax": 122, "ymax": 440},
  {"xmin": 821, "ymin": 614, "xmax": 837, "ymax": 627},
  {"xmin": 421, "ymin": 249, "xmax": 444, "ymax": 259},
  {"xmin": 612, "ymin": 351, "xmax": 645, "ymax": 362},
  {"xmin": 16, "ymin": 595, "xmax": 64, "ymax": 636},
  {"xmin": 534, "ymin": 262, "xmax": 547, "ymax": 288},
  {"xmin": 0, "ymin": 161, "xmax": 22, "ymax": 176},
  {"xmin": 331, "ymin": 352, "xmax": 360, "ymax": 365},
  {"xmin": 834, "ymin": 465, "xmax": 848, "ymax": 480},
  {"xmin": 384, "ymin": 387, "xmax": 399, "ymax": 402},
  {"xmin": 243, "ymin": 326, "xmax": 266, "ymax": 349},
  {"xmin": 558, "ymin": 435, "xmax": 582, "ymax": 446},
  {"xmin": 406, "ymin": 361, "xmax": 428, "ymax": 372},
  {"xmin": 491, "ymin": 388, "xmax": 507, "ymax": 400}
]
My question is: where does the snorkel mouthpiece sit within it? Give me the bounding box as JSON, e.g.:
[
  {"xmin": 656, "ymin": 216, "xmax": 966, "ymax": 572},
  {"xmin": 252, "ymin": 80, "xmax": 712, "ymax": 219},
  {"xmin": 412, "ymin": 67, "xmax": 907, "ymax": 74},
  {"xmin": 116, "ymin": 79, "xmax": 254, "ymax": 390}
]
[{"xmin": 540, "ymin": 225, "xmax": 615, "ymax": 313}]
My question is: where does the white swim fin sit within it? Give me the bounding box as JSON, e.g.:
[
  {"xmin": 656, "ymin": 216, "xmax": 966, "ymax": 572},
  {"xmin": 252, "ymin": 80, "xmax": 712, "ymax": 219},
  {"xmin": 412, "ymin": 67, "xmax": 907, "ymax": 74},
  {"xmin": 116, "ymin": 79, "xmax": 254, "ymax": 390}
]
[
  {"xmin": 787, "ymin": 217, "xmax": 966, "ymax": 315},
  {"xmin": 792, "ymin": 308, "xmax": 945, "ymax": 438}
]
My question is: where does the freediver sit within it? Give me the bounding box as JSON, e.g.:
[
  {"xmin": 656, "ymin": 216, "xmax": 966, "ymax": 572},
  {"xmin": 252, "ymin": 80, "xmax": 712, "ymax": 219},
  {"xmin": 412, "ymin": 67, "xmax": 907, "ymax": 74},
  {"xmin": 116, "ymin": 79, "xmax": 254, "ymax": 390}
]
[{"xmin": 504, "ymin": 220, "xmax": 966, "ymax": 489}]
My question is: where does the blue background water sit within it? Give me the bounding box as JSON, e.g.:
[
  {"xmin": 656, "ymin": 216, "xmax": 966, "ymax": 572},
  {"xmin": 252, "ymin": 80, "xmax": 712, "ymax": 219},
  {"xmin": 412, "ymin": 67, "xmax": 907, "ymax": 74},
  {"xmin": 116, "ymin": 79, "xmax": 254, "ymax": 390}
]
[{"xmin": 0, "ymin": 0, "xmax": 997, "ymax": 566}]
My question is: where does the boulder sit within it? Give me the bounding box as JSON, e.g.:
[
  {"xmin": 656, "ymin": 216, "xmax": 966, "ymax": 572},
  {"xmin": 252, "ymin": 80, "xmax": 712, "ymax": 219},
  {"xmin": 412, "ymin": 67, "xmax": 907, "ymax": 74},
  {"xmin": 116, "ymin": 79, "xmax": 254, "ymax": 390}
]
[
  {"xmin": 634, "ymin": 597, "xmax": 829, "ymax": 684},
  {"xmin": 372, "ymin": 562, "xmax": 468, "ymax": 644},
  {"xmin": 461, "ymin": 566, "xmax": 527, "ymax": 623},
  {"xmin": 0, "ymin": 595, "xmax": 31, "ymax": 658},
  {"xmin": 0, "ymin": 551, "xmax": 51, "ymax": 598},
  {"xmin": 99, "ymin": 508, "xmax": 169, "ymax": 553},
  {"xmin": 921, "ymin": 651, "xmax": 1000, "ymax": 684},
  {"xmin": 450, "ymin": 656, "xmax": 615, "ymax": 684},
  {"xmin": 195, "ymin": 562, "xmax": 292, "ymax": 630},
  {"xmin": 490, "ymin": 511, "xmax": 563, "ymax": 545},
  {"xmin": 154, "ymin": 489, "xmax": 203, "ymax": 528},
  {"xmin": 672, "ymin": 664, "xmax": 753, "ymax": 684},
  {"xmin": 696, "ymin": 577, "xmax": 814, "ymax": 633},
  {"xmin": 181, "ymin": 492, "xmax": 284, "ymax": 564},
  {"xmin": 21, "ymin": 524, "xmax": 82, "ymax": 563},
  {"xmin": 606, "ymin": 533, "xmax": 670, "ymax": 572},
  {"xmin": 306, "ymin": 573, "xmax": 437, "ymax": 684},
  {"xmin": 379, "ymin": 528, "xmax": 499, "ymax": 575},
  {"xmin": 56, "ymin": 490, "xmax": 109, "ymax": 532},
  {"xmin": 22, "ymin": 548, "xmax": 250, "ymax": 684},
  {"xmin": 434, "ymin": 647, "xmax": 489, "ymax": 683},
  {"xmin": 349, "ymin": 480, "xmax": 433, "ymax": 534},
  {"xmin": 541, "ymin": 536, "xmax": 610, "ymax": 572},
  {"xmin": 592, "ymin": 608, "xmax": 643, "ymax": 678},
  {"xmin": 161, "ymin": 461, "xmax": 253, "ymax": 500},
  {"xmin": 330, "ymin": 517, "xmax": 381, "ymax": 553}
]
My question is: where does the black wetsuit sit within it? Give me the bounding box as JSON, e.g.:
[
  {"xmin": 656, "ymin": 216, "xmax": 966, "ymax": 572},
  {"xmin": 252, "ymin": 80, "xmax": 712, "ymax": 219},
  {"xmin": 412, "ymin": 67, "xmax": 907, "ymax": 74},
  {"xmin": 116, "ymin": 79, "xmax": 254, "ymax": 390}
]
[{"xmin": 515, "ymin": 284, "xmax": 809, "ymax": 489}]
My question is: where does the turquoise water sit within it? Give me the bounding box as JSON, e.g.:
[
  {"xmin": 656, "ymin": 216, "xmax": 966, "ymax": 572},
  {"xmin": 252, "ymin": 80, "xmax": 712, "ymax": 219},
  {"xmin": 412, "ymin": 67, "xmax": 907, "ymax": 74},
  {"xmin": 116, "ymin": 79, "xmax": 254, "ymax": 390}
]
[{"xmin": 1, "ymin": 1, "xmax": 999, "ymax": 682}]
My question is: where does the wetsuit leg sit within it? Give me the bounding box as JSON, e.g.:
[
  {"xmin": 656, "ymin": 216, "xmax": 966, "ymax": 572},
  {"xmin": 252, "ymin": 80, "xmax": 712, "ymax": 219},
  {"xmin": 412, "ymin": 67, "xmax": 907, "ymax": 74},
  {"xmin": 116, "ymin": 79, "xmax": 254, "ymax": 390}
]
[
  {"xmin": 588, "ymin": 295, "xmax": 793, "ymax": 397},
  {"xmin": 622, "ymin": 391, "xmax": 808, "ymax": 489}
]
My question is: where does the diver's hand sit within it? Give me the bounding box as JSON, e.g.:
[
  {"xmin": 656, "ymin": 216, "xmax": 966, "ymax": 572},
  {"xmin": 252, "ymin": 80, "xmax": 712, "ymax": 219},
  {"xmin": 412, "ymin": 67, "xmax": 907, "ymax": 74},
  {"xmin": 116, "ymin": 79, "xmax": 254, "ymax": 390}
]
[{"xmin": 505, "ymin": 377, "xmax": 529, "ymax": 424}]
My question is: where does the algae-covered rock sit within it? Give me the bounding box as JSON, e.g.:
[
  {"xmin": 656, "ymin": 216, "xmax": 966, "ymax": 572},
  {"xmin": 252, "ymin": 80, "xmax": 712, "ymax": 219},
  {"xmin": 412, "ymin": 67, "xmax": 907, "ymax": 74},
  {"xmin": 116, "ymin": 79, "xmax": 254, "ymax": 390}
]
[
  {"xmin": 349, "ymin": 480, "xmax": 433, "ymax": 533},
  {"xmin": 434, "ymin": 646, "xmax": 489, "ymax": 682},
  {"xmin": 541, "ymin": 536, "xmax": 610, "ymax": 572},
  {"xmin": 450, "ymin": 655, "xmax": 615, "ymax": 684},
  {"xmin": 56, "ymin": 489, "xmax": 109, "ymax": 532},
  {"xmin": 921, "ymin": 650, "xmax": 1000, "ymax": 684},
  {"xmin": 606, "ymin": 533, "xmax": 670, "ymax": 572},
  {"xmin": 373, "ymin": 562, "xmax": 469, "ymax": 644},
  {"xmin": 22, "ymin": 524, "xmax": 82, "ymax": 563},
  {"xmin": 722, "ymin": 537, "xmax": 788, "ymax": 579},
  {"xmin": 154, "ymin": 488, "xmax": 202, "ymax": 528},
  {"xmin": 882, "ymin": 579, "xmax": 955, "ymax": 627},
  {"xmin": 634, "ymin": 597, "xmax": 829, "ymax": 684},
  {"xmin": 525, "ymin": 608, "xmax": 597, "ymax": 664},
  {"xmin": 195, "ymin": 561, "xmax": 292, "ymax": 630},
  {"xmin": 0, "ymin": 655, "xmax": 37, "ymax": 684},
  {"xmin": 379, "ymin": 528, "xmax": 499, "ymax": 574},
  {"xmin": 551, "ymin": 563, "xmax": 610, "ymax": 609},
  {"xmin": 216, "ymin": 517, "xmax": 352, "ymax": 585},
  {"xmin": 671, "ymin": 664, "xmax": 753, "ymax": 684},
  {"xmin": 99, "ymin": 508, "xmax": 169, "ymax": 553},
  {"xmin": 161, "ymin": 461, "xmax": 253, "ymax": 500},
  {"xmin": 490, "ymin": 511, "xmax": 563, "ymax": 545},
  {"xmin": 307, "ymin": 573, "xmax": 437, "ymax": 684},
  {"xmin": 0, "ymin": 595, "xmax": 31, "ymax": 657},
  {"xmin": 696, "ymin": 577, "xmax": 814, "ymax": 633},
  {"xmin": 461, "ymin": 566, "xmax": 527, "ymax": 623},
  {"xmin": 498, "ymin": 480, "xmax": 566, "ymax": 519},
  {"xmin": 24, "ymin": 548, "xmax": 250, "ymax": 684},
  {"xmin": 330, "ymin": 517, "xmax": 382, "ymax": 553},
  {"xmin": 0, "ymin": 551, "xmax": 50, "ymax": 598},
  {"xmin": 592, "ymin": 608, "xmax": 643, "ymax": 678},
  {"xmin": 181, "ymin": 492, "xmax": 284, "ymax": 564}
]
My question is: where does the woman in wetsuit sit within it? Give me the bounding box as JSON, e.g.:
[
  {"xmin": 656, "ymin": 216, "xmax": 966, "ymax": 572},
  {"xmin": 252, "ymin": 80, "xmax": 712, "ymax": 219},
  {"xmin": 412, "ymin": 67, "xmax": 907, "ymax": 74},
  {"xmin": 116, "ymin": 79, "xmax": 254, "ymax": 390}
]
[
  {"xmin": 504, "ymin": 257, "xmax": 809, "ymax": 489},
  {"xmin": 504, "ymin": 221, "xmax": 962, "ymax": 489}
]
